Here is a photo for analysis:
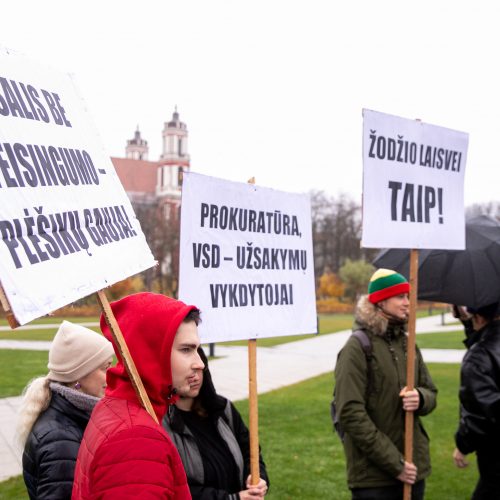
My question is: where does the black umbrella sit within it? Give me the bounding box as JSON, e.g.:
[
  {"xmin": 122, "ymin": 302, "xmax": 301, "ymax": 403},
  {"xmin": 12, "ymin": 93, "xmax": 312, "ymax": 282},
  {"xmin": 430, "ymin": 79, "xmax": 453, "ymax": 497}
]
[{"xmin": 373, "ymin": 215, "xmax": 500, "ymax": 308}]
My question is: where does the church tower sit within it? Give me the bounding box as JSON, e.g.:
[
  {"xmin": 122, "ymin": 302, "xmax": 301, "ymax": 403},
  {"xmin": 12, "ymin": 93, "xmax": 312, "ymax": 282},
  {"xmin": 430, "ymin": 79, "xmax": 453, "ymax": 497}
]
[
  {"xmin": 125, "ymin": 126, "xmax": 149, "ymax": 160},
  {"xmin": 157, "ymin": 107, "xmax": 190, "ymax": 196}
]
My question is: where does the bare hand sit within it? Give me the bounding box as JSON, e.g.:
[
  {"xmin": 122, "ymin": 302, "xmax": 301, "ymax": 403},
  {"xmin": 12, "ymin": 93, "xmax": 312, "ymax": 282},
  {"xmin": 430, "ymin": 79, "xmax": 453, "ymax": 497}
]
[
  {"xmin": 239, "ymin": 476, "xmax": 268, "ymax": 498},
  {"xmin": 397, "ymin": 461, "xmax": 417, "ymax": 484},
  {"xmin": 453, "ymin": 448, "xmax": 469, "ymax": 468},
  {"xmin": 399, "ymin": 386, "xmax": 420, "ymax": 412},
  {"xmin": 452, "ymin": 305, "xmax": 471, "ymax": 321}
]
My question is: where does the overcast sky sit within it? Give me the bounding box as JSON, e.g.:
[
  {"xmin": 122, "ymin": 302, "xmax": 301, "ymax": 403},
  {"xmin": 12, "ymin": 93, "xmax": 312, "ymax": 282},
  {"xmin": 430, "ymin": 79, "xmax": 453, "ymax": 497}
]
[{"xmin": 2, "ymin": 0, "xmax": 499, "ymax": 206}]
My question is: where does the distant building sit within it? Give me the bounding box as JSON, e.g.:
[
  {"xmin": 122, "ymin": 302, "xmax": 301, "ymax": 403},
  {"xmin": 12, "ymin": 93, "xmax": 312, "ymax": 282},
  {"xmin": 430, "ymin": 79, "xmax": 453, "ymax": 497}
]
[
  {"xmin": 111, "ymin": 107, "xmax": 190, "ymax": 217},
  {"xmin": 126, "ymin": 127, "xmax": 149, "ymax": 160},
  {"xmin": 111, "ymin": 108, "xmax": 189, "ymax": 293}
]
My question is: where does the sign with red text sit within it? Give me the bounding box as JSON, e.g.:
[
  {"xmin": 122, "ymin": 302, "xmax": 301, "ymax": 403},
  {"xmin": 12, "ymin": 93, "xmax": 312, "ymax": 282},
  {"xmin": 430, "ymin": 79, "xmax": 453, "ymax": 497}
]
[
  {"xmin": 179, "ymin": 172, "xmax": 317, "ymax": 343},
  {"xmin": 0, "ymin": 48, "xmax": 155, "ymax": 325},
  {"xmin": 362, "ymin": 109, "xmax": 469, "ymax": 249}
]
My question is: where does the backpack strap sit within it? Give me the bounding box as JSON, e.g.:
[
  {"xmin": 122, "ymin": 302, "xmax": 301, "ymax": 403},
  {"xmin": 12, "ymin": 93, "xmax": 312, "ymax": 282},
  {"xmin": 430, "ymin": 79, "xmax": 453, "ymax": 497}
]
[
  {"xmin": 351, "ymin": 329, "xmax": 374, "ymax": 396},
  {"xmin": 352, "ymin": 329, "xmax": 373, "ymax": 360},
  {"xmin": 331, "ymin": 329, "xmax": 374, "ymax": 440}
]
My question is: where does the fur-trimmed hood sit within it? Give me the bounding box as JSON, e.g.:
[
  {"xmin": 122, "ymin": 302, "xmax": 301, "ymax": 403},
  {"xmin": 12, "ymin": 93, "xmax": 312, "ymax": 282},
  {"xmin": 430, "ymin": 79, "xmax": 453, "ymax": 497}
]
[{"xmin": 354, "ymin": 295, "xmax": 407, "ymax": 337}]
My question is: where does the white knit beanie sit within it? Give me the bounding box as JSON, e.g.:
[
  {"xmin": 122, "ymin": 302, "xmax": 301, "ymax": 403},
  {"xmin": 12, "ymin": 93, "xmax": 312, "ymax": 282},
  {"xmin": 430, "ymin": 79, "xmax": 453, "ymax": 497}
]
[{"xmin": 47, "ymin": 321, "xmax": 114, "ymax": 383}]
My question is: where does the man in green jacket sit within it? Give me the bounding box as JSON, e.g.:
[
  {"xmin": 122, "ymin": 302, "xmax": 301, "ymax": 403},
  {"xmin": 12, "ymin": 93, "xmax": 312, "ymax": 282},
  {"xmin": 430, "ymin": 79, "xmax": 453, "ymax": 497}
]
[{"xmin": 334, "ymin": 269, "xmax": 437, "ymax": 500}]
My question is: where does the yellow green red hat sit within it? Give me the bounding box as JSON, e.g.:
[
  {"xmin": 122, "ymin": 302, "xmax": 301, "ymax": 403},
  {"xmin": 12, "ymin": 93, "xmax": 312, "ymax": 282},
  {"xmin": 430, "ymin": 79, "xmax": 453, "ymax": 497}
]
[{"xmin": 368, "ymin": 268, "xmax": 410, "ymax": 304}]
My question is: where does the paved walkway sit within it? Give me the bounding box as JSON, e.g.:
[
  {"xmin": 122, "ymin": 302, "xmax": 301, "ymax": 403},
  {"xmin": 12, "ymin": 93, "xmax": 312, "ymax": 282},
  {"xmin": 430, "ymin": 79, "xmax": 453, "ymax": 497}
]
[
  {"xmin": 0, "ymin": 314, "xmax": 465, "ymax": 482},
  {"xmin": 0, "ymin": 322, "xmax": 99, "ymax": 332}
]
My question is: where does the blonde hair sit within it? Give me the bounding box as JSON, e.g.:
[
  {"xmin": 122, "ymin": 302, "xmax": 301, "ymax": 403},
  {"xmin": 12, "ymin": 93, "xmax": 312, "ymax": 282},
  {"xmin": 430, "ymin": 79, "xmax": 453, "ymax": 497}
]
[{"xmin": 16, "ymin": 376, "xmax": 52, "ymax": 447}]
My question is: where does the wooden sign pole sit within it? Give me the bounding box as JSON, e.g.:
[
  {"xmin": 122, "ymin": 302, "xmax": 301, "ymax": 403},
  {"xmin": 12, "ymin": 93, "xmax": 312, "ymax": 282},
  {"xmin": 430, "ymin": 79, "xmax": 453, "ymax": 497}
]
[
  {"xmin": 96, "ymin": 289, "xmax": 158, "ymax": 424},
  {"xmin": 248, "ymin": 338, "xmax": 260, "ymax": 485},
  {"xmin": 246, "ymin": 176, "xmax": 260, "ymax": 486},
  {"xmin": 0, "ymin": 283, "xmax": 20, "ymax": 329},
  {"xmin": 403, "ymin": 248, "xmax": 419, "ymax": 500}
]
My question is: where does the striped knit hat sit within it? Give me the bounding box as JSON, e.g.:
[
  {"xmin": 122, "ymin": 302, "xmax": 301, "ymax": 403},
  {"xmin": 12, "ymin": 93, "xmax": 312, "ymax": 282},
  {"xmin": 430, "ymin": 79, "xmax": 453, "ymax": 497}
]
[{"xmin": 368, "ymin": 268, "xmax": 410, "ymax": 304}]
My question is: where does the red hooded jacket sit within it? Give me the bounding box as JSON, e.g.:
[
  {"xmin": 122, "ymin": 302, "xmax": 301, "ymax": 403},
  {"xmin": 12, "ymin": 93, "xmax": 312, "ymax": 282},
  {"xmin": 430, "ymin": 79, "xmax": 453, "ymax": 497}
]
[{"xmin": 72, "ymin": 292, "xmax": 196, "ymax": 499}]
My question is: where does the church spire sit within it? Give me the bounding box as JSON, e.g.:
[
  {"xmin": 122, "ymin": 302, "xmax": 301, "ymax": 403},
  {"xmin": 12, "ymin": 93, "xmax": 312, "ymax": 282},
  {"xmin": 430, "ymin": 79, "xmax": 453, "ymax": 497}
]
[{"xmin": 126, "ymin": 125, "xmax": 149, "ymax": 160}]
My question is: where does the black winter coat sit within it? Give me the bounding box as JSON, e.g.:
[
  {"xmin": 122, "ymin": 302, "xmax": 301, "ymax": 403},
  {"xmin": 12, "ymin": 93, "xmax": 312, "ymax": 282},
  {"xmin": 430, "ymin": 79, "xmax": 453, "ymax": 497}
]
[
  {"xmin": 164, "ymin": 399, "xmax": 269, "ymax": 500},
  {"xmin": 456, "ymin": 320, "xmax": 500, "ymax": 454},
  {"xmin": 162, "ymin": 347, "xmax": 269, "ymax": 500},
  {"xmin": 22, "ymin": 392, "xmax": 90, "ymax": 499}
]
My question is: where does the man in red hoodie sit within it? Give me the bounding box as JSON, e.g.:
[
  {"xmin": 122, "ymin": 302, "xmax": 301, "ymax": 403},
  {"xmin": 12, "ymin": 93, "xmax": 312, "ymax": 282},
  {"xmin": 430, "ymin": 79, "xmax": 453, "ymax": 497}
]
[{"xmin": 72, "ymin": 292, "xmax": 205, "ymax": 499}]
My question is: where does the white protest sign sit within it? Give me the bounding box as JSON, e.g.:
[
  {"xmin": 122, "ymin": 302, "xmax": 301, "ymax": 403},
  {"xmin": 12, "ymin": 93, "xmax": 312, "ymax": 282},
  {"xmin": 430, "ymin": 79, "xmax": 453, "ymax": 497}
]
[
  {"xmin": 178, "ymin": 172, "xmax": 317, "ymax": 343},
  {"xmin": 0, "ymin": 48, "xmax": 156, "ymax": 325},
  {"xmin": 362, "ymin": 109, "xmax": 469, "ymax": 249}
]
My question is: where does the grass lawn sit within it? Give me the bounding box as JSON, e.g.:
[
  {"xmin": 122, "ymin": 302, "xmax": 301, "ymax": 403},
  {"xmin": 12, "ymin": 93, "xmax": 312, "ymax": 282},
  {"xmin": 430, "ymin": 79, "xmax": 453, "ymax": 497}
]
[
  {"xmin": 0, "ymin": 316, "xmax": 97, "ymax": 327},
  {"xmin": 0, "ymin": 363, "xmax": 477, "ymax": 499},
  {"xmin": 0, "ymin": 312, "xmax": 458, "ymax": 346},
  {"xmin": 0, "ymin": 350, "xmax": 49, "ymax": 397},
  {"xmin": 0, "ymin": 317, "xmax": 100, "ymax": 341},
  {"xmin": 416, "ymin": 330, "xmax": 466, "ymax": 350},
  {"xmin": 220, "ymin": 311, "xmax": 452, "ymax": 348},
  {"xmin": 232, "ymin": 362, "xmax": 477, "ymax": 499},
  {"xmin": 0, "ymin": 314, "xmax": 466, "ymax": 398},
  {"xmin": 1, "ymin": 313, "xmax": 351, "ymax": 346},
  {"xmin": 222, "ymin": 313, "xmax": 354, "ymax": 347},
  {"xmin": 0, "ymin": 350, "xmax": 121, "ymax": 399},
  {"xmin": 0, "ymin": 476, "xmax": 26, "ymax": 500}
]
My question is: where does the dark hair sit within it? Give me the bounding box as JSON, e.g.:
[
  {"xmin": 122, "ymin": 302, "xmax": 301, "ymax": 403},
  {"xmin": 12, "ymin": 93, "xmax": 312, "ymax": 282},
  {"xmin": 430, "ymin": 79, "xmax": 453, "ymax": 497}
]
[
  {"xmin": 191, "ymin": 346, "xmax": 226, "ymax": 417},
  {"xmin": 183, "ymin": 308, "xmax": 201, "ymax": 326},
  {"xmin": 467, "ymin": 302, "xmax": 500, "ymax": 322}
]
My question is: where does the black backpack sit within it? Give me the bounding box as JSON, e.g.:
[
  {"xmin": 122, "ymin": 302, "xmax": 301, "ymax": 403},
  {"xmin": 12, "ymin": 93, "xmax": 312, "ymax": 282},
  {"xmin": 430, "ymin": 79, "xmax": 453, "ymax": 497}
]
[{"xmin": 330, "ymin": 329, "xmax": 373, "ymax": 441}]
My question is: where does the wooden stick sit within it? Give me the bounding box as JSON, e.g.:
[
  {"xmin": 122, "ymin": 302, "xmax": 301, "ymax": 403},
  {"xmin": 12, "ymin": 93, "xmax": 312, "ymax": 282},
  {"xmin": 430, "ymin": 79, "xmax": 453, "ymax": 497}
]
[
  {"xmin": 96, "ymin": 290, "xmax": 158, "ymax": 424},
  {"xmin": 0, "ymin": 283, "xmax": 20, "ymax": 329},
  {"xmin": 248, "ymin": 338, "xmax": 260, "ymax": 485},
  {"xmin": 403, "ymin": 248, "xmax": 419, "ymax": 500},
  {"xmin": 246, "ymin": 175, "xmax": 260, "ymax": 486}
]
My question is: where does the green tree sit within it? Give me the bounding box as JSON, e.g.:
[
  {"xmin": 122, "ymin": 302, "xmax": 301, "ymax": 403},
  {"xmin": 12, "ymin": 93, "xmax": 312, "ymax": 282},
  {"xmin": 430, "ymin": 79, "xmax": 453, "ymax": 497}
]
[{"xmin": 338, "ymin": 259, "xmax": 374, "ymax": 302}]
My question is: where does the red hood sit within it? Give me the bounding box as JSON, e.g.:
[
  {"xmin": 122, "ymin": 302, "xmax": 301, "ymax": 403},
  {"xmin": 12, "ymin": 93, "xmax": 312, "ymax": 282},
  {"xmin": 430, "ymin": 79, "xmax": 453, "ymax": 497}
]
[{"xmin": 101, "ymin": 292, "xmax": 197, "ymax": 422}]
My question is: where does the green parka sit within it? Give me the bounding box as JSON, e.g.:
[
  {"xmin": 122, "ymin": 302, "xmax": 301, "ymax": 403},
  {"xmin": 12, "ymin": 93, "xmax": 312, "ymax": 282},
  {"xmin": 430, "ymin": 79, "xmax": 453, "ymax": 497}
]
[{"xmin": 334, "ymin": 296, "xmax": 437, "ymax": 489}]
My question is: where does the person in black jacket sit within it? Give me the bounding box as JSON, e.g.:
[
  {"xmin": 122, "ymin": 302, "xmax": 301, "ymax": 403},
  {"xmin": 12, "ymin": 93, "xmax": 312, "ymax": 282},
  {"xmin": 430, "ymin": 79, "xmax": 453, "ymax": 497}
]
[
  {"xmin": 451, "ymin": 304, "xmax": 477, "ymax": 349},
  {"xmin": 18, "ymin": 321, "xmax": 114, "ymax": 500},
  {"xmin": 163, "ymin": 347, "xmax": 269, "ymax": 499},
  {"xmin": 453, "ymin": 302, "xmax": 500, "ymax": 500}
]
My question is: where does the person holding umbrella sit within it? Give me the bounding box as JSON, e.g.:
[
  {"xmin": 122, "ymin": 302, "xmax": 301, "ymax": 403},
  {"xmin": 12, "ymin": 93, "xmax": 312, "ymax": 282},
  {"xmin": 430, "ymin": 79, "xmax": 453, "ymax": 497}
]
[
  {"xmin": 334, "ymin": 269, "xmax": 437, "ymax": 500},
  {"xmin": 453, "ymin": 301, "xmax": 500, "ymax": 499},
  {"xmin": 451, "ymin": 305, "xmax": 476, "ymax": 348}
]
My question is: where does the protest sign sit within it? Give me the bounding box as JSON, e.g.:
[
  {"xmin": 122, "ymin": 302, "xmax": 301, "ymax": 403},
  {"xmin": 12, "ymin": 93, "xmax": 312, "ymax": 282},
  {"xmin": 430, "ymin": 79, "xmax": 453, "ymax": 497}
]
[
  {"xmin": 362, "ymin": 109, "xmax": 469, "ymax": 500},
  {"xmin": 362, "ymin": 109, "xmax": 469, "ymax": 250},
  {"xmin": 0, "ymin": 48, "xmax": 155, "ymax": 325},
  {"xmin": 179, "ymin": 172, "xmax": 317, "ymax": 343}
]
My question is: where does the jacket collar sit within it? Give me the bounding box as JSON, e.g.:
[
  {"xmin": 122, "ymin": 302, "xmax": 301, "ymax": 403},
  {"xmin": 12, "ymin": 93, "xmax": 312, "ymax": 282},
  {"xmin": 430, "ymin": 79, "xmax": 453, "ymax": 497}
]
[
  {"xmin": 50, "ymin": 391, "xmax": 91, "ymax": 425},
  {"xmin": 354, "ymin": 295, "xmax": 407, "ymax": 338}
]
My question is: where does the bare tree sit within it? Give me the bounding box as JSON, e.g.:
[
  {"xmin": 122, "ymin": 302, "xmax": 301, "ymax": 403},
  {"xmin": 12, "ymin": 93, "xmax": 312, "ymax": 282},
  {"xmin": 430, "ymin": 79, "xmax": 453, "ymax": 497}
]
[
  {"xmin": 466, "ymin": 202, "xmax": 500, "ymax": 220},
  {"xmin": 133, "ymin": 197, "xmax": 181, "ymax": 297},
  {"xmin": 310, "ymin": 190, "xmax": 377, "ymax": 280}
]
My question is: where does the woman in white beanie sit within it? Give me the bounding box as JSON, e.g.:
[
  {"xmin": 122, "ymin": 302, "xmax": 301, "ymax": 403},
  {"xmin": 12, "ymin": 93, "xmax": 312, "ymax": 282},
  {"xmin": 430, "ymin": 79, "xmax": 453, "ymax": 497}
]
[{"xmin": 17, "ymin": 320, "xmax": 114, "ymax": 500}]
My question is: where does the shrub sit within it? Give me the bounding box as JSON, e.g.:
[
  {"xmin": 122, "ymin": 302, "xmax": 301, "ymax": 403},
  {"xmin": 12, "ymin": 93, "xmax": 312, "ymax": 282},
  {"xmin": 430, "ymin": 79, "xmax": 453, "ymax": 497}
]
[{"xmin": 316, "ymin": 298, "xmax": 353, "ymax": 314}]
